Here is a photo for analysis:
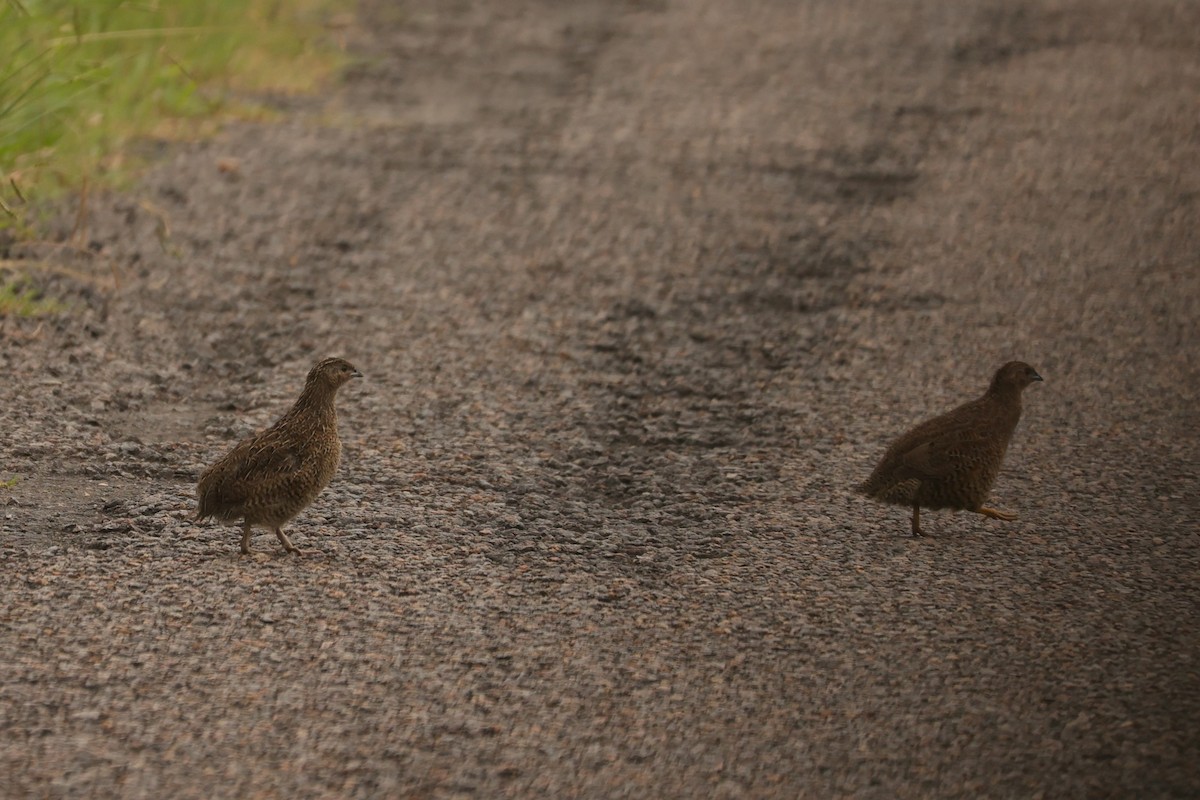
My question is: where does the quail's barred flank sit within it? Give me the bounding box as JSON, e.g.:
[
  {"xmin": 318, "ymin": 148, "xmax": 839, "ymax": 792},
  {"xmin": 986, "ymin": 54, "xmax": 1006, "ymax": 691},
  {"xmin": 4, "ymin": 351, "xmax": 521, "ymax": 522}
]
[
  {"xmin": 858, "ymin": 361, "xmax": 1043, "ymax": 536},
  {"xmin": 196, "ymin": 357, "xmax": 362, "ymax": 555}
]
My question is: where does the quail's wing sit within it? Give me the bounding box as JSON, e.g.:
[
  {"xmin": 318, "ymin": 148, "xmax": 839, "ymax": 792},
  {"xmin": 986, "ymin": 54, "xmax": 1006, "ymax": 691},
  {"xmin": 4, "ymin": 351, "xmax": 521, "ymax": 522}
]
[
  {"xmin": 892, "ymin": 414, "xmax": 995, "ymax": 479},
  {"xmin": 205, "ymin": 434, "xmax": 308, "ymax": 505}
]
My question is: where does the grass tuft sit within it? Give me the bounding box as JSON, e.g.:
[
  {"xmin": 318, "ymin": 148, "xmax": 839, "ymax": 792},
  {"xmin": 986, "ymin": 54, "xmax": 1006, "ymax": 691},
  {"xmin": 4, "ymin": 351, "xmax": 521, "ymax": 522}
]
[
  {"xmin": 0, "ymin": 271, "xmax": 64, "ymax": 316},
  {"xmin": 0, "ymin": 0, "xmax": 350, "ymax": 234}
]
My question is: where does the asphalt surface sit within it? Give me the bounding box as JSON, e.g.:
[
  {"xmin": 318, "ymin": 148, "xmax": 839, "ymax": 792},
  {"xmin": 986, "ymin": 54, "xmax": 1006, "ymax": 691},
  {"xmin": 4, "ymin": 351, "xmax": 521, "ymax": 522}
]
[{"xmin": 1, "ymin": 1, "xmax": 1198, "ymax": 797}]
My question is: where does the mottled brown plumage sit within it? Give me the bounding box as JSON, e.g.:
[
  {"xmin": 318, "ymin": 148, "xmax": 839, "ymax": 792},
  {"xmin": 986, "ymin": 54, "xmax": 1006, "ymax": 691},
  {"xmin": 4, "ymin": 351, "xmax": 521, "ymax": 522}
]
[
  {"xmin": 859, "ymin": 361, "xmax": 1043, "ymax": 536},
  {"xmin": 196, "ymin": 357, "xmax": 362, "ymax": 554}
]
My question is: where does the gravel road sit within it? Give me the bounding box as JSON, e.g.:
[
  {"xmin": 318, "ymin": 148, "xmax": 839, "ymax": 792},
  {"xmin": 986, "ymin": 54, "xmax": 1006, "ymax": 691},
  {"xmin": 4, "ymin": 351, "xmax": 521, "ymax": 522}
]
[{"xmin": 2, "ymin": 1, "xmax": 1198, "ymax": 797}]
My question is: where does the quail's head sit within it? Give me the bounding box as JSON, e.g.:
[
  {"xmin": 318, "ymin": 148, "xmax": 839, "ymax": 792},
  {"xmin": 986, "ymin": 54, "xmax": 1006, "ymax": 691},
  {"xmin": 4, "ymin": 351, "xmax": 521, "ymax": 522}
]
[
  {"xmin": 308, "ymin": 357, "xmax": 363, "ymax": 392},
  {"xmin": 991, "ymin": 361, "xmax": 1043, "ymax": 392}
]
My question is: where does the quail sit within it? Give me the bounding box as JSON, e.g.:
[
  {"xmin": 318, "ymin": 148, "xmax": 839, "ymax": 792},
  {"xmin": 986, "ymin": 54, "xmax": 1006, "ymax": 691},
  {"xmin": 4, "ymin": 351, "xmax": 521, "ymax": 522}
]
[
  {"xmin": 196, "ymin": 357, "xmax": 362, "ymax": 554},
  {"xmin": 858, "ymin": 361, "xmax": 1043, "ymax": 536}
]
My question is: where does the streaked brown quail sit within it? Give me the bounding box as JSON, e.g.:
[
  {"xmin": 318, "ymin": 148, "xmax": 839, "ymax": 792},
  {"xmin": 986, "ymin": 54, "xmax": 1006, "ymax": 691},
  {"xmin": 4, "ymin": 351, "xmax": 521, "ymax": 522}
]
[
  {"xmin": 858, "ymin": 361, "xmax": 1043, "ymax": 536},
  {"xmin": 196, "ymin": 357, "xmax": 362, "ymax": 555}
]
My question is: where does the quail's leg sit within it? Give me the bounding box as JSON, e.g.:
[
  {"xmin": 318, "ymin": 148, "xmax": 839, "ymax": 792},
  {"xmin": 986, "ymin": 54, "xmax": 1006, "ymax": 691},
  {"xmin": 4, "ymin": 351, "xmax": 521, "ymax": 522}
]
[
  {"xmin": 240, "ymin": 522, "xmax": 253, "ymax": 555},
  {"xmin": 911, "ymin": 503, "xmax": 923, "ymax": 536},
  {"xmin": 274, "ymin": 527, "xmax": 302, "ymax": 555},
  {"xmin": 977, "ymin": 506, "xmax": 1017, "ymax": 522}
]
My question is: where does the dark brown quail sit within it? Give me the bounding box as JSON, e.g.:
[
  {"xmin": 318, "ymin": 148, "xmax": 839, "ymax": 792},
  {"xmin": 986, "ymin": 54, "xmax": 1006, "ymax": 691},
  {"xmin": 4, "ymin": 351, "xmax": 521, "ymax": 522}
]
[
  {"xmin": 858, "ymin": 361, "xmax": 1043, "ymax": 536},
  {"xmin": 196, "ymin": 357, "xmax": 362, "ymax": 555}
]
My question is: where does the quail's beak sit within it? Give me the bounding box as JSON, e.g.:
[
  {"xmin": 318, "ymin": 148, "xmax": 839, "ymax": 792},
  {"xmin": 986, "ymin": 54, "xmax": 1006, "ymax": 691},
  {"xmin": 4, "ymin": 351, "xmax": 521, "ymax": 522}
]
[
  {"xmin": 1031, "ymin": 371, "xmax": 1044, "ymax": 382},
  {"xmin": 351, "ymin": 369, "xmax": 364, "ymax": 379}
]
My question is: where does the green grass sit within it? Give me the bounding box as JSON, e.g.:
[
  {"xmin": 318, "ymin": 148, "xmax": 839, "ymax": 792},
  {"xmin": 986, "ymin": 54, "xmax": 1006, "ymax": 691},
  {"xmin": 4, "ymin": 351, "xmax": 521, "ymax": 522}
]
[
  {"xmin": 0, "ymin": 270, "xmax": 65, "ymax": 315},
  {"xmin": 0, "ymin": 0, "xmax": 350, "ymax": 231}
]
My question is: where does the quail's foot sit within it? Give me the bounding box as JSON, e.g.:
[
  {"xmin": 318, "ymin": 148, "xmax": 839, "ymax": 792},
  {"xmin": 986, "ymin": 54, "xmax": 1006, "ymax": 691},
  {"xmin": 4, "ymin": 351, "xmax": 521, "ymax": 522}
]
[{"xmin": 274, "ymin": 528, "xmax": 303, "ymax": 555}]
